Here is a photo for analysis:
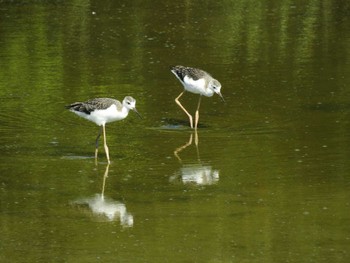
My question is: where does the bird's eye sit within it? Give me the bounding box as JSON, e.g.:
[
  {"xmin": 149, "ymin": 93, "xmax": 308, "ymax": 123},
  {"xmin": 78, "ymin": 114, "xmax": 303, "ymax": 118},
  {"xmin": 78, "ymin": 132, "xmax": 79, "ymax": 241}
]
[{"xmin": 127, "ymin": 102, "xmax": 131, "ymax": 105}]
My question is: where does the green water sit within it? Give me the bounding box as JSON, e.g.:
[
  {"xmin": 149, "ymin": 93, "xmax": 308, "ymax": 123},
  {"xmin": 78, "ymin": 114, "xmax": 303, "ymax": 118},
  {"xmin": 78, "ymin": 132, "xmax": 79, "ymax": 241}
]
[{"xmin": 1, "ymin": 0, "xmax": 350, "ymax": 262}]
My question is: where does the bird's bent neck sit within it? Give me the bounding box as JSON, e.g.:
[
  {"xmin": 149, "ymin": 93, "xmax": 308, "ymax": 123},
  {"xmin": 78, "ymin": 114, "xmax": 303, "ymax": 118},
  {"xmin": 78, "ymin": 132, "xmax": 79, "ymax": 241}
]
[{"xmin": 121, "ymin": 105, "xmax": 130, "ymax": 117}]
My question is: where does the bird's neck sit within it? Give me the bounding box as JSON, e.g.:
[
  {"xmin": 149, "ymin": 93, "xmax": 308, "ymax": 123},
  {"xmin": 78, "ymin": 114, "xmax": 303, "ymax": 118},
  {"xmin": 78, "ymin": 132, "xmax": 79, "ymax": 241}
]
[
  {"xmin": 204, "ymin": 85, "xmax": 215, "ymax": 97},
  {"xmin": 121, "ymin": 106, "xmax": 130, "ymax": 117}
]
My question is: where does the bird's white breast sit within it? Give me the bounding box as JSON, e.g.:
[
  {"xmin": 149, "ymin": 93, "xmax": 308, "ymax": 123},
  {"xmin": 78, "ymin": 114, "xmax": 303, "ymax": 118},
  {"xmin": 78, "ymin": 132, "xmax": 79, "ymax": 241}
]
[
  {"xmin": 183, "ymin": 76, "xmax": 214, "ymax": 97},
  {"xmin": 87, "ymin": 105, "xmax": 128, "ymax": 126}
]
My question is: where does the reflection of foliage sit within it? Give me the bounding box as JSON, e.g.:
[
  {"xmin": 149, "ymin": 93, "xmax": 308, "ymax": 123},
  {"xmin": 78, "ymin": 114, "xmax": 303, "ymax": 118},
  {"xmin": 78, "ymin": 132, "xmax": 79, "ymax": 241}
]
[
  {"xmin": 0, "ymin": 0, "xmax": 348, "ymax": 133},
  {"xmin": 0, "ymin": 0, "xmax": 348, "ymax": 157},
  {"xmin": 0, "ymin": 0, "xmax": 348, "ymax": 95}
]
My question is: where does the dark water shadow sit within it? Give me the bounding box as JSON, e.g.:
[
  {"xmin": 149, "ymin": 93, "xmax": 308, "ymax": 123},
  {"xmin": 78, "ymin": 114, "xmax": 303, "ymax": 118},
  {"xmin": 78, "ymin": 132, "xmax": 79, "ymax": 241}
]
[{"xmin": 153, "ymin": 117, "xmax": 210, "ymax": 131}]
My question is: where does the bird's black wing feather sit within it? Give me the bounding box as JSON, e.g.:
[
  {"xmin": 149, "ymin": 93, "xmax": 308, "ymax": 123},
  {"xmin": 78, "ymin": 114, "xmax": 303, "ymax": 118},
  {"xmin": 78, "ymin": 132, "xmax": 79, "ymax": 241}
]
[
  {"xmin": 66, "ymin": 98, "xmax": 120, "ymax": 115},
  {"xmin": 171, "ymin": 65, "xmax": 210, "ymax": 81}
]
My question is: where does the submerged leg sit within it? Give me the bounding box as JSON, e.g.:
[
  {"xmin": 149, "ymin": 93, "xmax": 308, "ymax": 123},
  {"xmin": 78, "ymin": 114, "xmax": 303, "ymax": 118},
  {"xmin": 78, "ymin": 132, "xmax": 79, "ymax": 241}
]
[
  {"xmin": 194, "ymin": 129, "xmax": 200, "ymax": 161},
  {"xmin": 102, "ymin": 124, "xmax": 110, "ymax": 164},
  {"xmin": 95, "ymin": 126, "xmax": 102, "ymax": 160},
  {"xmin": 194, "ymin": 95, "xmax": 202, "ymax": 130},
  {"xmin": 175, "ymin": 91, "xmax": 193, "ymax": 129}
]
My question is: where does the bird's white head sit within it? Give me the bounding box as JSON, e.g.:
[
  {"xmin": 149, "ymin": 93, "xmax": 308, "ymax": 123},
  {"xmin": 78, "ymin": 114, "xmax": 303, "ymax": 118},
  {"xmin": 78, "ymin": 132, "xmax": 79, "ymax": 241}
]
[
  {"xmin": 123, "ymin": 96, "xmax": 142, "ymax": 118},
  {"xmin": 209, "ymin": 79, "xmax": 224, "ymax": 102}
]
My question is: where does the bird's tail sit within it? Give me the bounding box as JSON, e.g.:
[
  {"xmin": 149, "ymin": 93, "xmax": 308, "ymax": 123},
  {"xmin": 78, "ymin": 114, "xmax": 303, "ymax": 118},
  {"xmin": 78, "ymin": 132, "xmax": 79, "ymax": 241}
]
[{"xmin": 65, "ymin": 102, "xmax": 83, "ymax": 111}]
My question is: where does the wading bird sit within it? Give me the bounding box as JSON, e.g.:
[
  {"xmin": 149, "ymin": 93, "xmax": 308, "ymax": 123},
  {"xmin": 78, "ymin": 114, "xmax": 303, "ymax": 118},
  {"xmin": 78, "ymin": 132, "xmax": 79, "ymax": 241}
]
[
  {"xmin": 66, "ymin": 96, "xmax": 141, "ymax": 164},
  {"xmin": 171, "ymin": 65, "xmax": 223, "ymax": 129}
]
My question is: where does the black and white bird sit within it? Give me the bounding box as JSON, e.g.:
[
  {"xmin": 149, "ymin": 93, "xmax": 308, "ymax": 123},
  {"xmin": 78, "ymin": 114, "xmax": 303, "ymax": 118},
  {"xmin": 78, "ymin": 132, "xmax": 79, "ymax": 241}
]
[
  {"xmin": 170, "ymin": 65, "xmax": 223, "ymax": 129},
  {"xmin": 65, "ymin": 96, "xmax": 141, "ymax": 164}
]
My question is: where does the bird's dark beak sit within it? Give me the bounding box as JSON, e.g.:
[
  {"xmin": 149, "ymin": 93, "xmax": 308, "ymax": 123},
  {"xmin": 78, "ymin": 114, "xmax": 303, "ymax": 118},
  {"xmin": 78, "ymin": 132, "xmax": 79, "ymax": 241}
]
[
  {"xmin": 218, "ymin": 92, "xmax": 225, "ymax": 103},
  {"xmin": 133, "ymin": 108, "xmax": 142, "ymax": 119}
]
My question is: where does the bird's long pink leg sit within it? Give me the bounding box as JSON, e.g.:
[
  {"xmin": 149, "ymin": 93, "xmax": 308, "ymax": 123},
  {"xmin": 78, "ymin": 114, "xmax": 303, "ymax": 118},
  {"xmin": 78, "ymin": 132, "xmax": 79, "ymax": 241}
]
[
  {"xmin": 102, "ymin": 124, "xmax": 110, "ymax": 164},
  {"xmin": 194, "ymin": 95, "xmax": 202, "ymax": 130},
  {"xmin": 175, "ymin": 91, "xmax": 193, "ymax": 128}
]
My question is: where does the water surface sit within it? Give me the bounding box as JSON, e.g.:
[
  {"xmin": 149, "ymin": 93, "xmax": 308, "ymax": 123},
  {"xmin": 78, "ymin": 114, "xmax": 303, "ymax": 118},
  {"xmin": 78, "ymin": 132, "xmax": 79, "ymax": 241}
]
[{"xmin": 1, "ymin": 0, "xmax": 350, "ymax": 262}]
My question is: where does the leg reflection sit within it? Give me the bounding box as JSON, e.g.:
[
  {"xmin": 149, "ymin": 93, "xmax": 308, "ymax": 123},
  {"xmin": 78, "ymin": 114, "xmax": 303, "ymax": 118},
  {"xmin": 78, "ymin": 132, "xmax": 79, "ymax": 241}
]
[
  {"xmin": 171, "ymin": 130, "xmax": 219, "ymax": 185},
  {"xmin": 101, "ymin": 163, "xmax": 110, "ymax": 198},
  {"xmin": 174, "ymin": 130, "xmax": 199, "ymax": 163}
]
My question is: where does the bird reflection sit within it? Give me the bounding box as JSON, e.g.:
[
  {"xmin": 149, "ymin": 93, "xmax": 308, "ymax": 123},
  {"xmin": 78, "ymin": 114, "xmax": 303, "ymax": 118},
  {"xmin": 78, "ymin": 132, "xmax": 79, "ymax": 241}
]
[
  {"xmin": 72, "ymin": 164, "xmax": 133, "ymax": 227},
  {"xmin": 171, "ymin": 131, "xmax": 219, "ymax": 185}
]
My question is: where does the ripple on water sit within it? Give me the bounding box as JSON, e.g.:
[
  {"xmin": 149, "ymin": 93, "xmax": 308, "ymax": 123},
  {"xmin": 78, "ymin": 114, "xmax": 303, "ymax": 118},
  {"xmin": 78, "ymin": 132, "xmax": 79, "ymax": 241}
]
[{"xmin": 61, "ymin": 155, "xmax": 95, "ymax": 160}]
